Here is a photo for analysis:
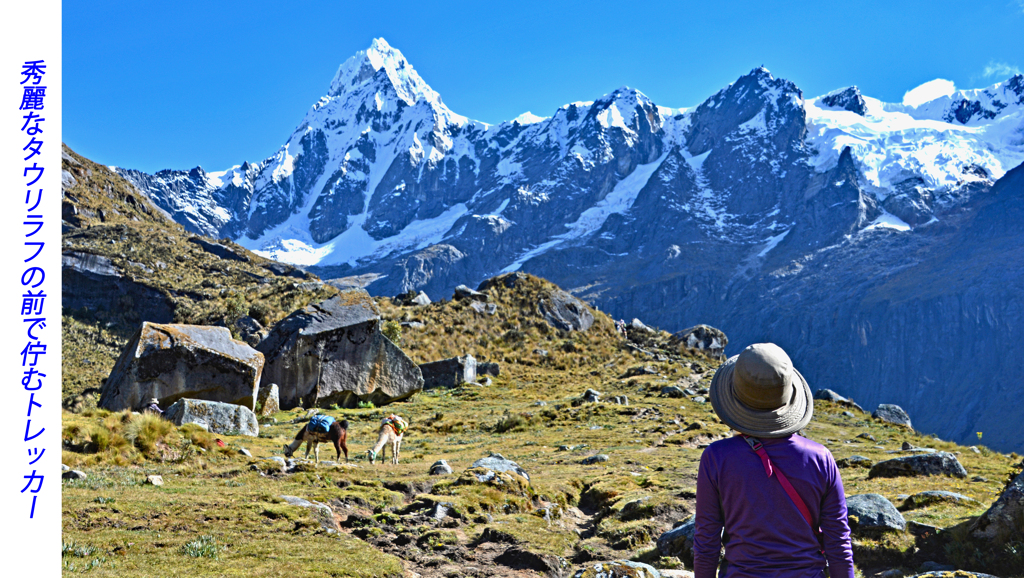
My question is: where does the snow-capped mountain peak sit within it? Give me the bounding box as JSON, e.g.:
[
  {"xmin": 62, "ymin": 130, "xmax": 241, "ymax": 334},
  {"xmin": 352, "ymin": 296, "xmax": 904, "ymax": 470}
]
[{"xmin": 328, "ymin": 37, "xmax": 440, "ymax": 107}]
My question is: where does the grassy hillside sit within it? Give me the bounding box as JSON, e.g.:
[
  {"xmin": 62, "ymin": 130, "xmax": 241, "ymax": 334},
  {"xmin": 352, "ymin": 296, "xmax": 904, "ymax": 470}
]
[{"xmin": 60, "ymin": 145, "xmax": 1023, "ymax": 577}]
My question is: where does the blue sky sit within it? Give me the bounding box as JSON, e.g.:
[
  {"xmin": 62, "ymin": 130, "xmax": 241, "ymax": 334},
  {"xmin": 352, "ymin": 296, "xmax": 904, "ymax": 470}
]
[{"xmin": 64, "ymin": 0, "xmax": 1024, "ymax": 173}]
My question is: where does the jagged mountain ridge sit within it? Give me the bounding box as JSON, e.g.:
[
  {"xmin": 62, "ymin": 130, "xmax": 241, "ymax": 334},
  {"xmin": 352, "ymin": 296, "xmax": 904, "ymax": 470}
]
[{"xmin": 115, "ymin": 38, "xmax": 1024, "ymax": 451}]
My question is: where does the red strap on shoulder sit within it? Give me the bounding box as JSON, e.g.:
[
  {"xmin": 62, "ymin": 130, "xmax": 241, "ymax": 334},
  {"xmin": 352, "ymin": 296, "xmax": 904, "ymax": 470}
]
[{"xmin": 740, "ymin": 434, "xmax": 816, "ymax": 530}]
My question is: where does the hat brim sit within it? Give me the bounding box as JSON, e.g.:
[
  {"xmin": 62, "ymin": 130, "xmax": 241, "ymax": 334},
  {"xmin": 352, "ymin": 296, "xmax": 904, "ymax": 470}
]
[{"xmin": 709, "ymin": 355, "xmax": 813, "ymax": 438}]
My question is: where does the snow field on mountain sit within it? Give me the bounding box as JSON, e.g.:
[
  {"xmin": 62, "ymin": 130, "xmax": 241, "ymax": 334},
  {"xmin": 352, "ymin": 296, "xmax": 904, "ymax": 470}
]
[{"xmin": 805, "ymin": 93, "xmax": 1024, "ymax": 198}]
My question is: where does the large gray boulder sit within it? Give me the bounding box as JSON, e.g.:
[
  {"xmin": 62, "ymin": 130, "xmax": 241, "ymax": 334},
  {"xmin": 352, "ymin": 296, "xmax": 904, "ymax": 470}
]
[
  {"xmin": 99, "ymin": 322, "xmax": 264, "ymax": 412},
  {"xmin": 846, "ymin": 493, "xmax": 905, "ymax": 534},
  {"xmin": 873, "ymin": 404, "xmax": 912, "ymax": 428},
  {"xmin": 420, "ymin": 355, "xmax": 476, "ymax": 389},
  {"xmin": 669, "ymin": 324, "xmax": 728, "ymax": 358},
  {"xmin": 969, "ymin": 468, "xmax": 1024, "ymax": 541},
  {"xmin": 538, "ymin": 288, "xmax": 594, "ymax": 332},
  {"xmin": 868, "ymin": 452, "xmax": 968, "ymax": 479},
  {"xmin": 164, "ymin": 398, "xmax": 259, "ymax": 436},
  {"xmin": 257, "ymin": 290, "xmax": 423, "ymax": 409}
]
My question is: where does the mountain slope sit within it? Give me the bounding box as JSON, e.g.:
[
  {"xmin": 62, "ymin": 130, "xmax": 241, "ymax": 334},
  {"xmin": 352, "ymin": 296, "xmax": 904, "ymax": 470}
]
[{"xmin": 115, "ymin": 39, "xmax": 1024, "ymax": 451}]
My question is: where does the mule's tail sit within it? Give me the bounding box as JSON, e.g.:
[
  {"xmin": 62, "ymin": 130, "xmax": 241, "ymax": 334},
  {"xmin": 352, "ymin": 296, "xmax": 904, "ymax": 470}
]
[{"xmin": 339, "ymin": 419, "xmax": 349, "ymax": 430}]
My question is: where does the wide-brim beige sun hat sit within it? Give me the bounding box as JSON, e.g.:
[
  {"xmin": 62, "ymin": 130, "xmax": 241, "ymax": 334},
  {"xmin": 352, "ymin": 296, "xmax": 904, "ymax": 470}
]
[{"xmin": 709, "ymin": 343, "xmax": 813, "ymax": 438}]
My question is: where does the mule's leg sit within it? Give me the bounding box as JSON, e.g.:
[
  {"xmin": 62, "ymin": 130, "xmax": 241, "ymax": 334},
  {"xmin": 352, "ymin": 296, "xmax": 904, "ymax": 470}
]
[{"xmin": 314, "ymin": 442, "xmax": 320, "ymax": 464}]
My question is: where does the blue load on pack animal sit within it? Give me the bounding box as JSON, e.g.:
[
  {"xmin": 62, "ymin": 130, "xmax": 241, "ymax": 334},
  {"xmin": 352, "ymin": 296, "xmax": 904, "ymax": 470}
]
[{"xmin": 308, "ymin": 415, "xmax": 335, "ymax": 433}]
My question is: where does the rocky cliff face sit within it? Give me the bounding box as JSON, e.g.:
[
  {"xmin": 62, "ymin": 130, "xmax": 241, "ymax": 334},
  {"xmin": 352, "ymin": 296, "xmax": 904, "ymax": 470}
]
[{"xmin": 115, "ymin": 39, "xmax": 1024, "ymax": 451}]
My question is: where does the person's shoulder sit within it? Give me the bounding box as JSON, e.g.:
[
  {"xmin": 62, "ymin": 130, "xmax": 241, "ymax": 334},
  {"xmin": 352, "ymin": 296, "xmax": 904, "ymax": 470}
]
[
  {"xmin": 791, "ymin": 434, "xmax": 837, "ymax": 462},
  {"xmin": 705, "ymin": 435, "xmax": 745, "ymax": 454}
]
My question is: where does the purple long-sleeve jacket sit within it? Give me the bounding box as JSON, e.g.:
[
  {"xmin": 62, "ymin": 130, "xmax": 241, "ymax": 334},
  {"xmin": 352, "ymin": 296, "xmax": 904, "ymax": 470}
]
[{"xmin": 693, "ymin": 434, "xmax": 855, "ymax": 578}]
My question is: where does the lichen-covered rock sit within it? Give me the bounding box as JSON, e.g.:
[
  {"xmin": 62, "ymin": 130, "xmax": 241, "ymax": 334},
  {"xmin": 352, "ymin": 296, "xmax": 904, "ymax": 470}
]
[
  {"xmin": 573, "ymin": 560, "xmax": 661, "ymax": 578},
  {"xmin": 846, "ymin": 493, "xmax": 905, "ymax": 534},
  {"xmin": 257, "ymin": 290, "xmax": 423, "ymax": 409},
  {"xmin": 164, "ymin": 398, "xmax": 259, "ymax": 437},
  {"xmin": 419, "ymin": 355, "xmax": 476, "ymax": 389},
  {"xmin": 868, "ymin": 452, "xmax": 967, "ymax": 479},
  {"xmin": 873, "ymin": 404, "xmax": 912, "ymax": 428},
  {"xmin": 99, "ymin": 322, "xmax": 264, "ymax": 412}
]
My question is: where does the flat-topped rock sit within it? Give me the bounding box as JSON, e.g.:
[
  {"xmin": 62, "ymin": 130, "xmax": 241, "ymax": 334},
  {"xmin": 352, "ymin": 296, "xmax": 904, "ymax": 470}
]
[
  {"xmin": 99, "ymin": 322, "xmax": 264, "ymax": 412},
  {"xmin": 164, "ymin": 398, "xmax": 259, "ymax": 437}
]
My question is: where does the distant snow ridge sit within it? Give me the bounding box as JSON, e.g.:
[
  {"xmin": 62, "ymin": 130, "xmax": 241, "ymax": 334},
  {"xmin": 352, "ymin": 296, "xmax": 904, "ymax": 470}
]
[{"xmin": 117, "ymin": 39, "xmax": 1024, "ymax": 280}]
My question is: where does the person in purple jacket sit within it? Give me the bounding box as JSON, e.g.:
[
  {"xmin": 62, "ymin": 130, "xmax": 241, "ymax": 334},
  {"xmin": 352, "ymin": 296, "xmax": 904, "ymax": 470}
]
[{"xmin": 694, "ymin": 343, "xmax": 855, "ymax": 578}]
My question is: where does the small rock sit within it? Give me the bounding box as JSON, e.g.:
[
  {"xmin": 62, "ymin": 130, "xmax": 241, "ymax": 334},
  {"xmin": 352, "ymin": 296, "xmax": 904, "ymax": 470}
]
[
  {"xmin": 256, "ymin": 383, "xmax": 280, "ymax": 417},
  {"xmin": 61, "ymin": 464, "xmax": 70, "ymax": 472},
  {"xmin": 453, "ymin": 284, "xmax": 488, "ymax": 301},
  {"xmin": 900, "ymin": 491, "xmax": 977, "ymax": 511},
  {"xmin": 836, "ymin": 455, "xmax": 873, "ymax": 468},
  {"xmin": 572, "ymin": 560, "xmax": 662, "ymax": 578},
  {"xmin": 581, "ymin": 454, "xmax": 610, "ymax": 465},
  {"xmin": 429, "ymin": 460, "xmax": 453, "ymax": 476},
  {"xmin": 471, "ymin": 454, "xmax": 530, "ymax": 482},
  {"xmin": 661, "ymin": 386, "xmax": 686, "ymax": 398},
  {"xmin": 533, "ymin": 348, "xmax": 549, "ymax": 357},
  {"xmin": 238, "ymin": 448, "xmax": 252, "ymax": 458},
  {"xmin": 901, "ymin": 441, "xmax": 914, "ymax": 450},
  {"xmin": 842, "ymin": 411, "xmax": 854, "ymax": 417},
  {"xmin": 609, "ymin": 395, "xmax": 629, "ymax": 405},
  {"xmin": 692, "ymin": 396, "xmax": 706, "ymax": 404},
  {"xmin": 145, "ymin": 475, "xmax": 163, "ymax": 486},
  {"xmin": 534, "ymin": 401, "xmax": 547, "ymax": 406},
  {"xmin": 62, "ymin": 470, "xmax": 87, "ymax": 480},
  {"xmin": 431, "ymin": 502, "xmax": 453, "ymax": 520},
  {"xmin": 582, "ymin": 389, "xmax": 601, "ymax": 403}
]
